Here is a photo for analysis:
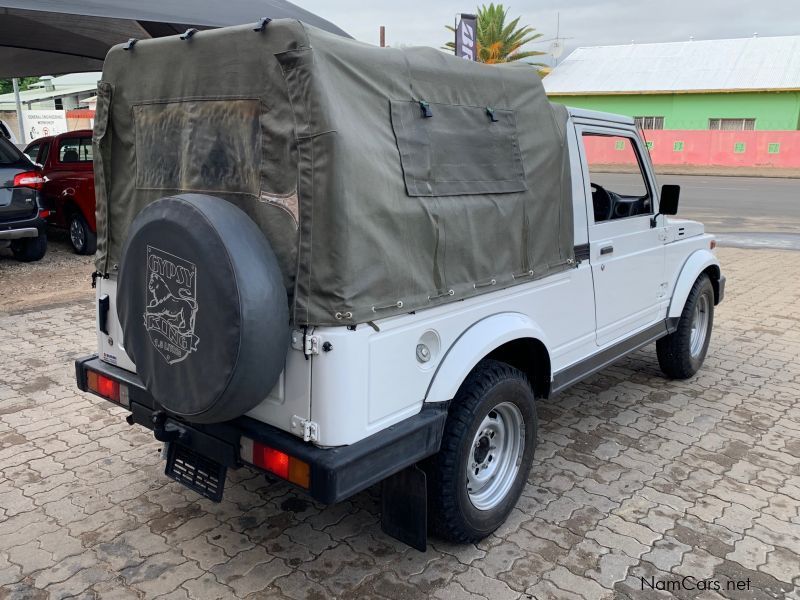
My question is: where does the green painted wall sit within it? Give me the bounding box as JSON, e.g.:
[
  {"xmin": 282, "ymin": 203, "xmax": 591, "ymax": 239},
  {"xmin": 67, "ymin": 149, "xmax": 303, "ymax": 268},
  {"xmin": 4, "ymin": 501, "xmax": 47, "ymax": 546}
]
[{"xmin": 548, "ymin": 91, "xmax": 800, "ymax": 130}]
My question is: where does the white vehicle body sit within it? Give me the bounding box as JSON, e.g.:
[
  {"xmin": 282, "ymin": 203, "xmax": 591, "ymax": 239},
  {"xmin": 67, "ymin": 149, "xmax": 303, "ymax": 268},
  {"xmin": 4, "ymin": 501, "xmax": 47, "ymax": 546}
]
[{"xmin": 94, "ymin": 107, "xmax": 722, "ymax": 448}]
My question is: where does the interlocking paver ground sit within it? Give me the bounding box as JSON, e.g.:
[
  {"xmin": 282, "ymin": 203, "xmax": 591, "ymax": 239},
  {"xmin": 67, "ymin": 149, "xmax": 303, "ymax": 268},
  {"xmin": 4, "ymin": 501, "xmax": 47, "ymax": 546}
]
[{"xmin": 1, "ymin": 247, "xmax": 799, "ymax": 599}]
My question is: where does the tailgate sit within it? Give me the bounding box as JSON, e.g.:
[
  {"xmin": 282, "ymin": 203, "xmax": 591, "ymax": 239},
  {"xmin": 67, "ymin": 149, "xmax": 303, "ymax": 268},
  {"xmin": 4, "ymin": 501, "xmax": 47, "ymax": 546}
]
[
  {"xmin": 0, "ymin": 185, "xmax": 37, "ymax": 222},
  {"xmin": 0, "ymin": 145, "xmax": 38, "ymax": 221}
]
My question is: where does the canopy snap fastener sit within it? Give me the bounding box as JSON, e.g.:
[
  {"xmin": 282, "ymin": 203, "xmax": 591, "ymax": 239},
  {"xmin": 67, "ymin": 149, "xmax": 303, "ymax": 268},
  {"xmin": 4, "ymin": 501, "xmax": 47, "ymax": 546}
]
[
  {"xmin": 180, "ymin": 28, "xmax": 199, "ymax": 40},
  {"xmin": 419, "ymin": 101, "xmax": 433, "ymax": 118},
  {"xmin": 254, "ymin": 17, "xmax": 272, "ymax": 32},
  {"xmin": 123, "ymin": 38, "xmax": 139, "ymax": 51},
  {"xmin": 486, "ymin": 107, "xmax": 498, "ymax": 122}
]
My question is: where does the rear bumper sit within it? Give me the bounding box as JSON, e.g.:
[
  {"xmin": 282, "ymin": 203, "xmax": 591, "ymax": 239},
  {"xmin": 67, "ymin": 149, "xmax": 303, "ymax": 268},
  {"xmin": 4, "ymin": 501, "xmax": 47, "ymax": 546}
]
[
  {"xmin": 0, "ymin": 215, "xmax": 46, "ymax": 240},
  {"xmin": 75, "ymin": 354, "xmax": 447, "ymax": 504}
]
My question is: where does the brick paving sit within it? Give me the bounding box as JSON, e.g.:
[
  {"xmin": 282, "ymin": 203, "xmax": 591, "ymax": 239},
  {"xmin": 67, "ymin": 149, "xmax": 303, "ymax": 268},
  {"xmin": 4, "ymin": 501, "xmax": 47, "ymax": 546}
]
[{"xmin": 1, "ymin": 247, "xmax": 799, "ymax": 599}]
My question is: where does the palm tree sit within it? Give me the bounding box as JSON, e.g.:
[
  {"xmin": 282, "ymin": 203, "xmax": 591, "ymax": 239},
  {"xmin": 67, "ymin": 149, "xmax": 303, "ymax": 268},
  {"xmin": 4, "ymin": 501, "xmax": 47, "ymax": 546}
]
[{"xmin": 444, "ymin": 4, "xmax": 546, "ymax": 65}]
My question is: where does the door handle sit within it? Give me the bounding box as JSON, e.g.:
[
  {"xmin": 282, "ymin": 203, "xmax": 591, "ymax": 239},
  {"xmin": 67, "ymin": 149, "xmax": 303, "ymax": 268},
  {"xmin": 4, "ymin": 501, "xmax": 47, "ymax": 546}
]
[{"xmin": 600, "ymin": 245, "xmax": 614, "ymax": 255}]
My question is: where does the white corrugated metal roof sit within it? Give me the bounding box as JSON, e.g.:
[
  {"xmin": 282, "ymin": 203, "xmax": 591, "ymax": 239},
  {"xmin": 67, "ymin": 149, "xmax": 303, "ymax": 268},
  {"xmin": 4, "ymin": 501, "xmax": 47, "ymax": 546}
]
[
  {"xmin": 0, "ymin": 84, "xmax": 97, "ymax": 111},
  {"xmin": 544, "ymin": 35, "xmax": 800, "ymax": 94},
  {"xmin": 0, "ymin": 73, "xmax": 101, "ymax": 111}
]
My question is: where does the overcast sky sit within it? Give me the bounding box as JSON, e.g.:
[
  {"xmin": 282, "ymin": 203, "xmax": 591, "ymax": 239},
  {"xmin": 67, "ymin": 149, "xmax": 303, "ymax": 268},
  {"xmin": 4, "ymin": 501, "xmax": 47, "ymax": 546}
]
[{"xmin": 299, "ymin": 0, "xmax": 800, "ymax": 66}]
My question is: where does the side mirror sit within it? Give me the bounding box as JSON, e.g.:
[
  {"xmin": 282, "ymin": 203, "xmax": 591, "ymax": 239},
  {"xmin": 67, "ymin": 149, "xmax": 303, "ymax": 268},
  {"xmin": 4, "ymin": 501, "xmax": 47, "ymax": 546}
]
[
  {"xmin": 651, "ymin": 184, "xmax": 680, "ymax": 227},
  {"xmin": 660, "ymin": 184, "xmax": 680, "ymax": 215}
]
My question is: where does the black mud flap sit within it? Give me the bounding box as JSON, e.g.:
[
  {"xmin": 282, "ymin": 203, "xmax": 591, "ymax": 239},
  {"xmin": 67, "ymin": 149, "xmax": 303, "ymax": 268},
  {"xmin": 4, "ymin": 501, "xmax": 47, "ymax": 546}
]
[
  {"xmin": 165, "ymin": 442, "xmax": 227, "ymax": 502},
  {"xmin": 381, "ymin": 464, "xmax": 427, "ymax": 552}
]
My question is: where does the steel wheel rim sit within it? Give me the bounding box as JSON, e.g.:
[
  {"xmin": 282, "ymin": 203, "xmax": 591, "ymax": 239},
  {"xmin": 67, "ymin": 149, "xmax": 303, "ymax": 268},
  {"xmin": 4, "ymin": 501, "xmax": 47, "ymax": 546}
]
[
  {"xmin": 70, "ymin": 218, "xmax": 85, "ymax": 250},
  {"xmin": 690, "ymin": 294, "xmax": 709, "ymax": 358},
  {"xmin": 466, "ymin": 401, "xmax": 525, "ymax": 511}
]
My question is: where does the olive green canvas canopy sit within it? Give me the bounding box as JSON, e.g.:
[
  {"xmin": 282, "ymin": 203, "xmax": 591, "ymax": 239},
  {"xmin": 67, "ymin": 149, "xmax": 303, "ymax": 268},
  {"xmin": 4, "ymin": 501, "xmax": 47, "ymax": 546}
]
[{"xmin": 94, "ymin": 19, "xmax": 574, "ymax": 326}]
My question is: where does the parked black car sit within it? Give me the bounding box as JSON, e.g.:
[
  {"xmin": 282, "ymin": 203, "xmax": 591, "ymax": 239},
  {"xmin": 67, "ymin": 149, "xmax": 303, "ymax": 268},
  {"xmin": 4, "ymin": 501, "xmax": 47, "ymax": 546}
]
[{"xmin": 0, "ymin": 137, "xmax": 49, "ymax": 262}]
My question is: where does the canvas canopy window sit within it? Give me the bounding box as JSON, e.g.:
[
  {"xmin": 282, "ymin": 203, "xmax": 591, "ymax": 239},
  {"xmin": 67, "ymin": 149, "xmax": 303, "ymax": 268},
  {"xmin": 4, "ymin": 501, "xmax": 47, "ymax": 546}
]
[{"xmin": 95, "ymin": 19, "xmax": 574, "ymax": 326}]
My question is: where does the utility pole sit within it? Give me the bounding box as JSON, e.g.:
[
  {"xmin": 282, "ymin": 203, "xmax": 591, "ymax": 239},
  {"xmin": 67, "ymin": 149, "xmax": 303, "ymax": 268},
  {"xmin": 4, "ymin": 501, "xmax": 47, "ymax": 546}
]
[
  {"xmin": 13, "ymin": 78, "xmax": 25, "ymax": 142},
  {"xmin": 379, "ymin": 25, "xmax": 385, "ymax": 47}
]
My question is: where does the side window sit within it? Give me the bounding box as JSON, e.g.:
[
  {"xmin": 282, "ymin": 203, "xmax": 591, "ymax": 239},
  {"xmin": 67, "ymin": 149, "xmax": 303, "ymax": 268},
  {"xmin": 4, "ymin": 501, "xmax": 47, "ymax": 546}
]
[
  {"xmin": 581, "ymin": 133, "xmax": 652, "ymax": 223},
  {"xmin": 59, "ymin": 137, "xmax": 93, "ymax": 163},
  {"xmin": 23, "ymin": 144, "xmax": 39, "ymax": 164}
]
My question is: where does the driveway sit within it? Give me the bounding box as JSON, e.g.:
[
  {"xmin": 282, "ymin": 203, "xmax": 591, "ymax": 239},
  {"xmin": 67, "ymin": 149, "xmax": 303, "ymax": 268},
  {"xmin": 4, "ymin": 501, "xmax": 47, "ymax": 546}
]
[
  {"xmin": 1, "ymin": 247, "xmax": 799, "ymax": 599},
  {"xmin": 0, "ymin": 230, "xmax": 93, "ymax": 314}
]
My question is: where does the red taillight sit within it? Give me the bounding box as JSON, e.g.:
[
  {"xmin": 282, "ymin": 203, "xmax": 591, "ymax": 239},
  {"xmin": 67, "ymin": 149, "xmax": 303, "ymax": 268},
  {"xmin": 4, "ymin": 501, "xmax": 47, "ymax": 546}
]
[
  {"xmin": 38, "ymin": 209, "xmax": 51, "ymax": 219},
  {"xmin": 260, "ymin": 447, "xmax": 290, "ymax": 478},
  {"xmin": 240, "ymin": 437, "xmax": 310, "ymax": 488},
  {"xmin": 86, "ymin": 370, "xmax": 129, "ymax": 406},
  {"xmin": 97, "ymin": 374, "xmax": 118, "ymax": 400},
  {"xmin": 13, "ymin": 171, "xmax": 44, "ymax": 191}
]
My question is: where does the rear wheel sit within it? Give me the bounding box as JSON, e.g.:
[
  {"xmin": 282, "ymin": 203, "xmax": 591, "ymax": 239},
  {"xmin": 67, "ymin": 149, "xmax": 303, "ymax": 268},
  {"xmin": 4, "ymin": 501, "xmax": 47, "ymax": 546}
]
[
  {"xmin": 657, "ymin": 274, "xmax": 714, "ymax": 379},
  {"xmin": 427, "ymin": 359, "xmax": 537, "ymax": 543},
  {"xmin": 68, "ymin": 212, "xmax": 96, "ymax": 255},
  {"xmin": 11, "ymin": 233, "xmax": 47, "ymax": 262}
]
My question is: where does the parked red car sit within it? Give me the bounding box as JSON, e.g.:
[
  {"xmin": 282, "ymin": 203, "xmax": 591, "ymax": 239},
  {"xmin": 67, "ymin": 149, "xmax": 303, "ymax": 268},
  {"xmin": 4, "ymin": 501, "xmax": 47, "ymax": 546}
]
[{"xmin": 24, "ymin": 130, "xmax": 96, "ymax": 254}]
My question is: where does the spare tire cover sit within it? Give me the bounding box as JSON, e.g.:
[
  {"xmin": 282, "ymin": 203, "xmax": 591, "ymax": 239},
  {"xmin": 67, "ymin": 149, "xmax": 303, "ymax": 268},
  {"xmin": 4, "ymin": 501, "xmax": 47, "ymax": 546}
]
[{"xmin": 117, "ymin": 194, "xmax": 289, "ymax": 424}]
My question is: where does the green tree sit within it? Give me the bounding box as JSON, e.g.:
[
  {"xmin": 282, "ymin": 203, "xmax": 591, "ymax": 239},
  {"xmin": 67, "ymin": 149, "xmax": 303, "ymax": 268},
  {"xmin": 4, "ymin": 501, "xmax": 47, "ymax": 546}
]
[
  {"xmin": 445, "ymin": 4, "xmax": 545, "ymax": 65},
  {"xmin": 0, "ymin": 77, "xmax": 39, "ymax": 95}
]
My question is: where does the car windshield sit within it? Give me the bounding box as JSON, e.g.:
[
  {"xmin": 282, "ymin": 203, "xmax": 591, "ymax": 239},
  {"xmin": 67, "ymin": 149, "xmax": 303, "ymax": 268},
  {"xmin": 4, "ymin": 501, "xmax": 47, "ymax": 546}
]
[
  {"xmin": 23, "ymin": 144, "xmax": 39, "ymax": 164},
  {"xmin": 0, "ymin": 137, "xmax": 23, "ymax": 165}
]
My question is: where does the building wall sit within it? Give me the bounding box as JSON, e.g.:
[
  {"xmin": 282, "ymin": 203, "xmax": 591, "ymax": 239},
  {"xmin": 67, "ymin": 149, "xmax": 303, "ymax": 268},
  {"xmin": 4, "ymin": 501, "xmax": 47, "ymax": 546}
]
[
  {"xmin": 23, "ymin": 94, "xmax": 86, "ymax": 111},
  {"xmin": 550, "ymin": 91, "xmax": 800, "ymax": 130},
  {"xmin": 0, "ymin": 93, "xmax": 92, "ymax": 113},
  {"xmin": 583, "ymin": 129, "xmax": 800, "ymax": 169}
]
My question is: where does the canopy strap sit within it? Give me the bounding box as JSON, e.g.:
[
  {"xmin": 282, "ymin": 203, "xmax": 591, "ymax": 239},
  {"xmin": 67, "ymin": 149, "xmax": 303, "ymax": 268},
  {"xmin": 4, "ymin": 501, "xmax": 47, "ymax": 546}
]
[
  {"xmin": 419, "ymin": 101, "xmax": 432, "ymax": 118},
  {"xmin": 91, "ymin": 271, "xmax": 110, "ymax": 289},
  {"xmin": 254, "ymin": 17, "xmax": 272, "ymax": 32}
]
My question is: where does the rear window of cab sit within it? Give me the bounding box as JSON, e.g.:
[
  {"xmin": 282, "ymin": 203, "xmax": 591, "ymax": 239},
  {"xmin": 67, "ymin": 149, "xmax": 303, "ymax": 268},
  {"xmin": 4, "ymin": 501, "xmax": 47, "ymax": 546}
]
[{"xmin": 59, "ymin": 137, "xmax": 93, "ymax": 163}]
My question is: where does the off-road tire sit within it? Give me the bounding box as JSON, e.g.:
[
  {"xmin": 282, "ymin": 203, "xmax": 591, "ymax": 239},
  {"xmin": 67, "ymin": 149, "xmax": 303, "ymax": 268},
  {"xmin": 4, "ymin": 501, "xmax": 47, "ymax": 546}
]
[
  {"xmin": 426, "ymin": 359, "xmax": 537, "ymax": 543},
  {"xmin": 657, "ymin": 274, "xmax": 714, "ymax": 379},
  {"xmin": 68, "ymin": 212, "xmax": 97, "ymax": 255},
  {"xmin": 11, "ymin": 233, "xmax": 47, "ymax": 262}
]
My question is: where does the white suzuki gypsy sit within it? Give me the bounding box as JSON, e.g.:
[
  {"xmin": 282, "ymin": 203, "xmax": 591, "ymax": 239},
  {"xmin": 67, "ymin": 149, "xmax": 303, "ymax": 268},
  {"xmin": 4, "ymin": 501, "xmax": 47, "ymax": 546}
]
[{"xmin": 76, "ymin": 20, "xmax": 724, "ymax": 550}]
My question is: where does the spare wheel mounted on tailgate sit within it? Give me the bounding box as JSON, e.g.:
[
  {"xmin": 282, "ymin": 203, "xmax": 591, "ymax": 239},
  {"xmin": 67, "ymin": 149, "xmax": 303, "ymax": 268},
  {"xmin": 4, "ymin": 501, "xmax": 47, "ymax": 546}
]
[{"xmin": 116, "ymin": 194, "xmax": 289, "ymax": 424}]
